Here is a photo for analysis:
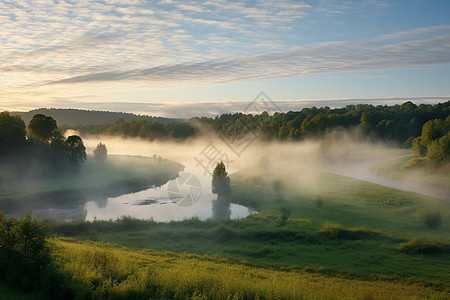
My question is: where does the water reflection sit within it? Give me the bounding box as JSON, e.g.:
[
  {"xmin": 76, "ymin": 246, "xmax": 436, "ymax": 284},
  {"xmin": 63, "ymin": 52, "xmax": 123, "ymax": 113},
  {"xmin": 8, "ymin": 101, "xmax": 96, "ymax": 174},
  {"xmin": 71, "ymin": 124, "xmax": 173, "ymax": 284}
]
[
  {"xmin": 0, "ymin": 160, "xmax": 251, "ymax": 222},
  {"xmin": 212, "ymin": 195, "xmax": 231, "ymax": 220},
  {"xmin": 84, "ymin": 163, "xmax": 250, "ymax": 222}
]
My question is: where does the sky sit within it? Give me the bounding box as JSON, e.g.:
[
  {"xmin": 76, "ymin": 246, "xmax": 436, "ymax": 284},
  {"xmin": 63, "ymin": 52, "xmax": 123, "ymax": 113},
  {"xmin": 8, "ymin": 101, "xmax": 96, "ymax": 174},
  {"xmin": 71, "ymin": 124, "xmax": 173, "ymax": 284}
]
[{"xmin": 1, "ymin": 0, "xmax": 450, "ymax": 118}]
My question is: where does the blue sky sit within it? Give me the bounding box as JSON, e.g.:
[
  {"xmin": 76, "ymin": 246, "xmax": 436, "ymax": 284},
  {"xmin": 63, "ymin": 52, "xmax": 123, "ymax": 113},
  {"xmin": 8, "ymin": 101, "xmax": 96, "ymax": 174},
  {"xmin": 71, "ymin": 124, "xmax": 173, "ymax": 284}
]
[{"xmin": 1, "ymin": 0, "xmax": 449, "ymax": 117}]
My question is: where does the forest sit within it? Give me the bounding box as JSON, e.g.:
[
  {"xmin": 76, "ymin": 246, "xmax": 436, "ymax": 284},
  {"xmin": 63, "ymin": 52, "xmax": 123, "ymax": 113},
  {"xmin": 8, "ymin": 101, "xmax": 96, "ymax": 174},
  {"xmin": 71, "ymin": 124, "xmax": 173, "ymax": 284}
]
[
  {"xmin": 69, "ymin": 101, "xmax": 450, "ymax": 162},
  {"xmin": 0, "ymin": 112, "xmax": 87, "ymax": 179}
]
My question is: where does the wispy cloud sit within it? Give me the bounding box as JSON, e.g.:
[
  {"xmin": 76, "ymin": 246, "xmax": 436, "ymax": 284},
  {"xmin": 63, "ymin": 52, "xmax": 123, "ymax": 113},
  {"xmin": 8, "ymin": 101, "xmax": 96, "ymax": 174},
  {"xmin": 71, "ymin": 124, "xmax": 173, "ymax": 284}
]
[
  {"xmin": 44, "ymin": 33, "xmax": 450, "ymax": 86},
  {"xmin": 1, "ymin": 0, "xmax": 449, "ymax": 107}
]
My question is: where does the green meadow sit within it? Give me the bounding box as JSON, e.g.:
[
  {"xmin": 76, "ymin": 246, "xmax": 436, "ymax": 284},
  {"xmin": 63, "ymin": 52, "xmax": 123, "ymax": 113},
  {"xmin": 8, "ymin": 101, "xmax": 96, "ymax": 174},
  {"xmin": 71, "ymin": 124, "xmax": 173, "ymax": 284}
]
[
  {"xmin": 47, "ymin": 163, "xmax": 450, "ymax": 296},
  {"xmin": 2, "ymin": 155, "xmax": 450, "ymax": 299}
]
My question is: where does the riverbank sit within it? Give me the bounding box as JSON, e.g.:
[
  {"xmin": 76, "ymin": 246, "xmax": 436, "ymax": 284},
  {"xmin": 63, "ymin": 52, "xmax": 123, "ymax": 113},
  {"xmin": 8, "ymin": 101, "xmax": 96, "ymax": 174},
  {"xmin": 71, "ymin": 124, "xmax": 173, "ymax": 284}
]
[
  {"xmin": 0, "ymin": 155, "xmax": 184, "ymax": 219},
  {"xmin": 369, "ymin": 154, "xmax": 450, "ymax": 199}
]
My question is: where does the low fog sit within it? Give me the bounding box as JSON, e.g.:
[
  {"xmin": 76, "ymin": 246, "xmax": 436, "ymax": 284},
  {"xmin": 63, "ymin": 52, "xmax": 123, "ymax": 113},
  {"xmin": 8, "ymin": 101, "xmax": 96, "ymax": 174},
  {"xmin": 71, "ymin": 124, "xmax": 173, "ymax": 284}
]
[{"xmin": 78, "ymin": 130, "xmax": 447, "ymax": 201}]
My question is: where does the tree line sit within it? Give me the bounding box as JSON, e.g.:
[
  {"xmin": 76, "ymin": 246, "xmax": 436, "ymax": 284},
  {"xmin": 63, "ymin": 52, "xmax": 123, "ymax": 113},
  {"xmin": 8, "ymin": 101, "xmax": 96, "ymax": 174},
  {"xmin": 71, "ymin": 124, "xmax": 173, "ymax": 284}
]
[
  {"xmin": 13, "ymin": 108, "xmax": 178, "ymax": 126},
  {"xmin": 39, "ymin": 101, "xmax": 449, "ymax": 162},
  {"xmin": 0, "ymin": 112, "xmax": 87, "ymax": 178},
  {"xmin": 71, "ymin": 118, "xmax": 197, "ymax": 141},
  {"xmin": 192, "ymin": 101, "xmax": 449, "ymax": 162},
  {"xmin": 192, "ymin": 101, "xmax": 449, "ymax": 145}
]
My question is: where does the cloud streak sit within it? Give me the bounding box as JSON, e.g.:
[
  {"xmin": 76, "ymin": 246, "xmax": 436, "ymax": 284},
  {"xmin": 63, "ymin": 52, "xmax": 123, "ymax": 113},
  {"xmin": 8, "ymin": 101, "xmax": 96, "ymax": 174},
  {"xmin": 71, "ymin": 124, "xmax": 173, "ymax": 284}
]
[
  {"xmin": 45, "ymin": 33, "xmax": 450, "ymax": 86},
  {"xmin": 1, "ymin": 0, "xmax": 449, "ymax": 107}
]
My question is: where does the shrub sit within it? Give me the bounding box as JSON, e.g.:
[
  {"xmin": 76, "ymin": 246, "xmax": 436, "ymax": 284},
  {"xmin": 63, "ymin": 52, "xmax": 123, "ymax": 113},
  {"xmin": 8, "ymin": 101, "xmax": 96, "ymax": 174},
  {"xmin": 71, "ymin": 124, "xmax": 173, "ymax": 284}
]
[
  {"xmin": 0, "ymin": 211, "xmax": 51, "ymax": 289},
  {"xmin": 399, "ymin": 239, "xmax": 438, "ymax": 255},
  {"xmin": 315, "ymin": 195, "xmax": 324, "ymax": 208},
  {"xmin": 93, "ymin": 142, "xmax": 107, "ymax": 161},
  {"xmin": 417, "ymin": 210, "xmax": 443, "ymax": 229},
  {"xmin": 348, "ymin": 226, "xmax": 380, "ymax": 239},
  {"xmin": 279, "ymin": 205, "xmax": 292, "ymax": 226},
  {"xmin": 215, "ymin": 225, "xmax": 237, "ymax": 242},
  {"xmin": 319, "ymin": 221, "xmax": 343, "ymax": 239}
]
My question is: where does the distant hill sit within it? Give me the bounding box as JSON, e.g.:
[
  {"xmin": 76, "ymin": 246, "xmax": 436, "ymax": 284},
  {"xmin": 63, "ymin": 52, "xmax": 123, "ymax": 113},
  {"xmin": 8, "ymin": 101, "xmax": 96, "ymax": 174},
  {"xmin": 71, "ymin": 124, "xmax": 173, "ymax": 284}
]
[{"xmin": 11, "ymin": 108, "xmax": 183, "ymax": 126}]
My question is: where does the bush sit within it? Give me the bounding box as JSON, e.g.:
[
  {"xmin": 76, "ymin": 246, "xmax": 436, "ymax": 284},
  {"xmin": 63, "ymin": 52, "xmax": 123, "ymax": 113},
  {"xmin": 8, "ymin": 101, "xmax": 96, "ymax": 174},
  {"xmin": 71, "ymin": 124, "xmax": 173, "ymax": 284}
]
[
  {"xmin": 319, "ymin": 221, "xmax": 343, "ymax": 239},
  {"xmin": 0, "ymin": 211, "xmax": 51, "ymax": 289},
  {"xmin": 215, "ymin": 225, "xmax": 237, "ymax": 242},
  {"xmin": 417, "ymin": 210, "xmax": 443, "ymax": 229},
  {"xmin": 279, "ymin": 205, "xmax": 292, "ymax": 226},
  {"xmin": 315, "ymin": 195, "xmax": 324, "ymax": 208},
  {"xmin": 93, "ymin": 142, "xmax": 107, "ymax": 161},
  {"xmin": 399, "ymin": 239, "xmax": 438, "ymax": 255}
]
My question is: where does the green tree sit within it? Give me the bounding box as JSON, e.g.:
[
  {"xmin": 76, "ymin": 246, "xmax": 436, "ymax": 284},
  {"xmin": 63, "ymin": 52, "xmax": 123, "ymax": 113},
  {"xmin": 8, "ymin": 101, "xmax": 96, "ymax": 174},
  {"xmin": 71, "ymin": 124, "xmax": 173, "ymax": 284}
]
[
  {"xmin": 412, "ymin": 137, "xmax": 427, "ymax": 158},
  {"xmin": 211, "ymin": 161, "xmax": 230, "ymax": 196},
  {"xmin": 64, "ymin": 135, "xmax": 87, "ymax": 167},
  {"xmin": 212, "ymin": 197, "xmax": 231, "ymax": 220},
  {"xmin": 28, "ymin": 114, "xmax": 58, "ymax": 143},
  {"xmin": 427, "ymin": 133, "xmax": 450, "ymax": 162},
  {"xmin": 0, "ymin": 112, "xmax": 26, "ymax": 156},
  {"xmin": 421, "ymin": 119, "xmax": 444, "ymax": 146},
  {"xmin": 93, "ymin": 142, "xmax": 108, "ymax": 161},
  {"xmin": 0, "ymin": 211, "xmax": 51, "ymax": 289}
]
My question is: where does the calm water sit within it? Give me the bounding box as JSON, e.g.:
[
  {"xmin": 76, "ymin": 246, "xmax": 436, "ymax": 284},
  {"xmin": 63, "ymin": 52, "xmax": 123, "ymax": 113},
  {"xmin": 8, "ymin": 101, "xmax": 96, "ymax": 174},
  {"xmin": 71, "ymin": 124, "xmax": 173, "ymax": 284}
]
[{"xmin": 84, "ymin": 162, "xmax": 251, "ymax": 222}]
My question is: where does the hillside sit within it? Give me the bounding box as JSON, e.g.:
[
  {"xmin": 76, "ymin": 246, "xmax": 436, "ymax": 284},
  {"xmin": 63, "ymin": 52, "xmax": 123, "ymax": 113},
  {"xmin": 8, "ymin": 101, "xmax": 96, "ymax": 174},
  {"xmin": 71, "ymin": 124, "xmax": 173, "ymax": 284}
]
[{"xmin": 11, "ymin": 108, "xmax": 183, "ymax": 126}]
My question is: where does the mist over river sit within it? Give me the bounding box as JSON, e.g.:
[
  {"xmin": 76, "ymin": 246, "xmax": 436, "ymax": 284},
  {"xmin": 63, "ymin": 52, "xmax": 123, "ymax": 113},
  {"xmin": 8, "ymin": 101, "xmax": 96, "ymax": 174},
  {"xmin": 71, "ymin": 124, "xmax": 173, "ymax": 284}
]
[{"xmin": 1, "ymin": 136, "xmax": 447, "ymax": 222}]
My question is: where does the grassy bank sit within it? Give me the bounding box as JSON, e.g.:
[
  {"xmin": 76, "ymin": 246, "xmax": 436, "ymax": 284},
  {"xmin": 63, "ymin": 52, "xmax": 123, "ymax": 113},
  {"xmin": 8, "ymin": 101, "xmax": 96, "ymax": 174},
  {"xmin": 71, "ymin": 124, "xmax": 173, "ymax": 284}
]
[
  {"xmin": 43, "ymin": 237, "xmax": 448, "ymax": 299},
  {"xmin": 3, "ymin": 154, "xmax": 449, "ymax": 298},
  {"xmin": 369, "ymin": 153, "xmax": 450, "ymax": 192},
  {"xmin": 51, "ymin": 166, "xmax": 450, "ymax": 285}
]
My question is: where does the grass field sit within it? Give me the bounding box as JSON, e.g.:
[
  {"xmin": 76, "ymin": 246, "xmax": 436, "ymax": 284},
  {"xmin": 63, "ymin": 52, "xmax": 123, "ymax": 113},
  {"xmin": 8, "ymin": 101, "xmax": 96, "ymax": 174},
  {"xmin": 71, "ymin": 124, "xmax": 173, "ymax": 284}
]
[
  {"xmin": 369, "ymin": 154, "xmax": 450, "ymax": 192},
  {"xmin": 3, "ymin": 154, "xmax": 450, "ymax": 298},
  {"xmin": 41, "ymin": 238, "xmax": 450, "ymax": 299},
  {"xmin": 52, "ymin": 165, "xmax": 450, "ymax": 287}
]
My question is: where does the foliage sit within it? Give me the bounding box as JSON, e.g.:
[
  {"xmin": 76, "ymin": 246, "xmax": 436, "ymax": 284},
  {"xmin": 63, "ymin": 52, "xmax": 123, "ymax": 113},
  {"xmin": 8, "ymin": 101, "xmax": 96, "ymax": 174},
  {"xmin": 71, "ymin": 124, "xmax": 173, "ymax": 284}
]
[
  {"xmin": 417, "ymin": 209, "xmax": 443, "ymax": 229},
  {"xmin": 315, "ymin": 195, "xmax": 324, "ymax": 207},
  {"xmin": 399, "ymin": 239, "xmax": 439, "ymax": 255},
  {"xmin": 427, "ymin": 133, "xmax": 450, "ymax": 162},
  {"xmin": 211, "ymin": 161, "xmax": 230, "ymax": 196},
  {"xmin": 0, "ymin": 112, "xmax": 88, "ymax": 176},
  {"xmin": 319, "ymin": 221, "xmax": 343, "ymax": 239},
  {"xmin": 191, "ymin": 100, "xmax": 449, "ymax": 145},
  {"xmin": 72, "ymin": 117, "xmax": 197, "ymax": 141},
  {"xmin": 413, "ymin": 116, "xmax": 450, "ymax": 162},
  {"xmin": 0, "ymin": 111, "xmax": 26, "ymax": 156},
  {"xmin": 28, "ymin": 114, "xmax": 58, "ymax": 143},
  {"xmin": 279, "ymin": 205, "xmax": 291, "ymax": 226},
  {"xmin": 0, "ymin": 211, "xmax": 51, "ymax": 290},
  {"xmin": 212, "ymin": 196, "xmax": 231, "ymax": 221},
  {"xmin": 53, "ymin": 101, "xmax": 450, "ymax": 146},
  {"xmin": 64, "ymin": 135, "xmax": 87, "ymax": 167},
  {"xmin": 93, "ymin": 142, "xmax": 107, "ymax": 161},
  {"xmin": 13, "ymin": 108, "xmax": 175, "ymax": 127}
]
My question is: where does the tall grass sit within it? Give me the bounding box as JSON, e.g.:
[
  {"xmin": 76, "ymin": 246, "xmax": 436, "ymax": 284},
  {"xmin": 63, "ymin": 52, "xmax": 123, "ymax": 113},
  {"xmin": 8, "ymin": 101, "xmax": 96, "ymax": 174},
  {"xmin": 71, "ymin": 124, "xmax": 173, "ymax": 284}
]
[{"xmin": 51, "ymin": 238, "xmax": 449, "ymax": 299}]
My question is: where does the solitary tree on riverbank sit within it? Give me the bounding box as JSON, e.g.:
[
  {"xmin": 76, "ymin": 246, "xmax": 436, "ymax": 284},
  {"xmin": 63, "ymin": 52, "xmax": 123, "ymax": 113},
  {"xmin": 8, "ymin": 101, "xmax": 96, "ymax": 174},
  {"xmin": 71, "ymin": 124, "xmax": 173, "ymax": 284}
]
[
  {"xmin": 93, "ymin": 142, "xmax": 108, "ymax": 161},
  {"xmin": 212, "ymin": 161, "xmax": 231, "ymax": 220},
  {"xmin": 211, "ymin": 161, "xmax": 230, "ymax": 196}
]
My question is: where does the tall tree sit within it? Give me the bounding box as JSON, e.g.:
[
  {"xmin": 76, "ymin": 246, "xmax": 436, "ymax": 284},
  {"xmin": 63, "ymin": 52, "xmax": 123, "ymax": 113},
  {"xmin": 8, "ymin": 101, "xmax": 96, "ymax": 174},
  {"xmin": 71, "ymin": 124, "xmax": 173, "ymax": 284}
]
[
  {"xmin": 211, "ymin": 161, "xmax": 230, "ymax": 196},
  {"xmin": 211, "ymin": 161, "xmax": 231, "ymax": 220},
  {"xmin": 64, "ymin": 135, "xmax": 87, "ymax": 167},
  {"xmin": 93, "ymin": 142, "xmax": 108, "ymax": 161},
  {"xmin": 28, "ymin": 114, "xmax": 58, "ymax": 143},
  {"xmin": 0, "ymin": 112, "xmax": 26, "ymax": 156}
]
